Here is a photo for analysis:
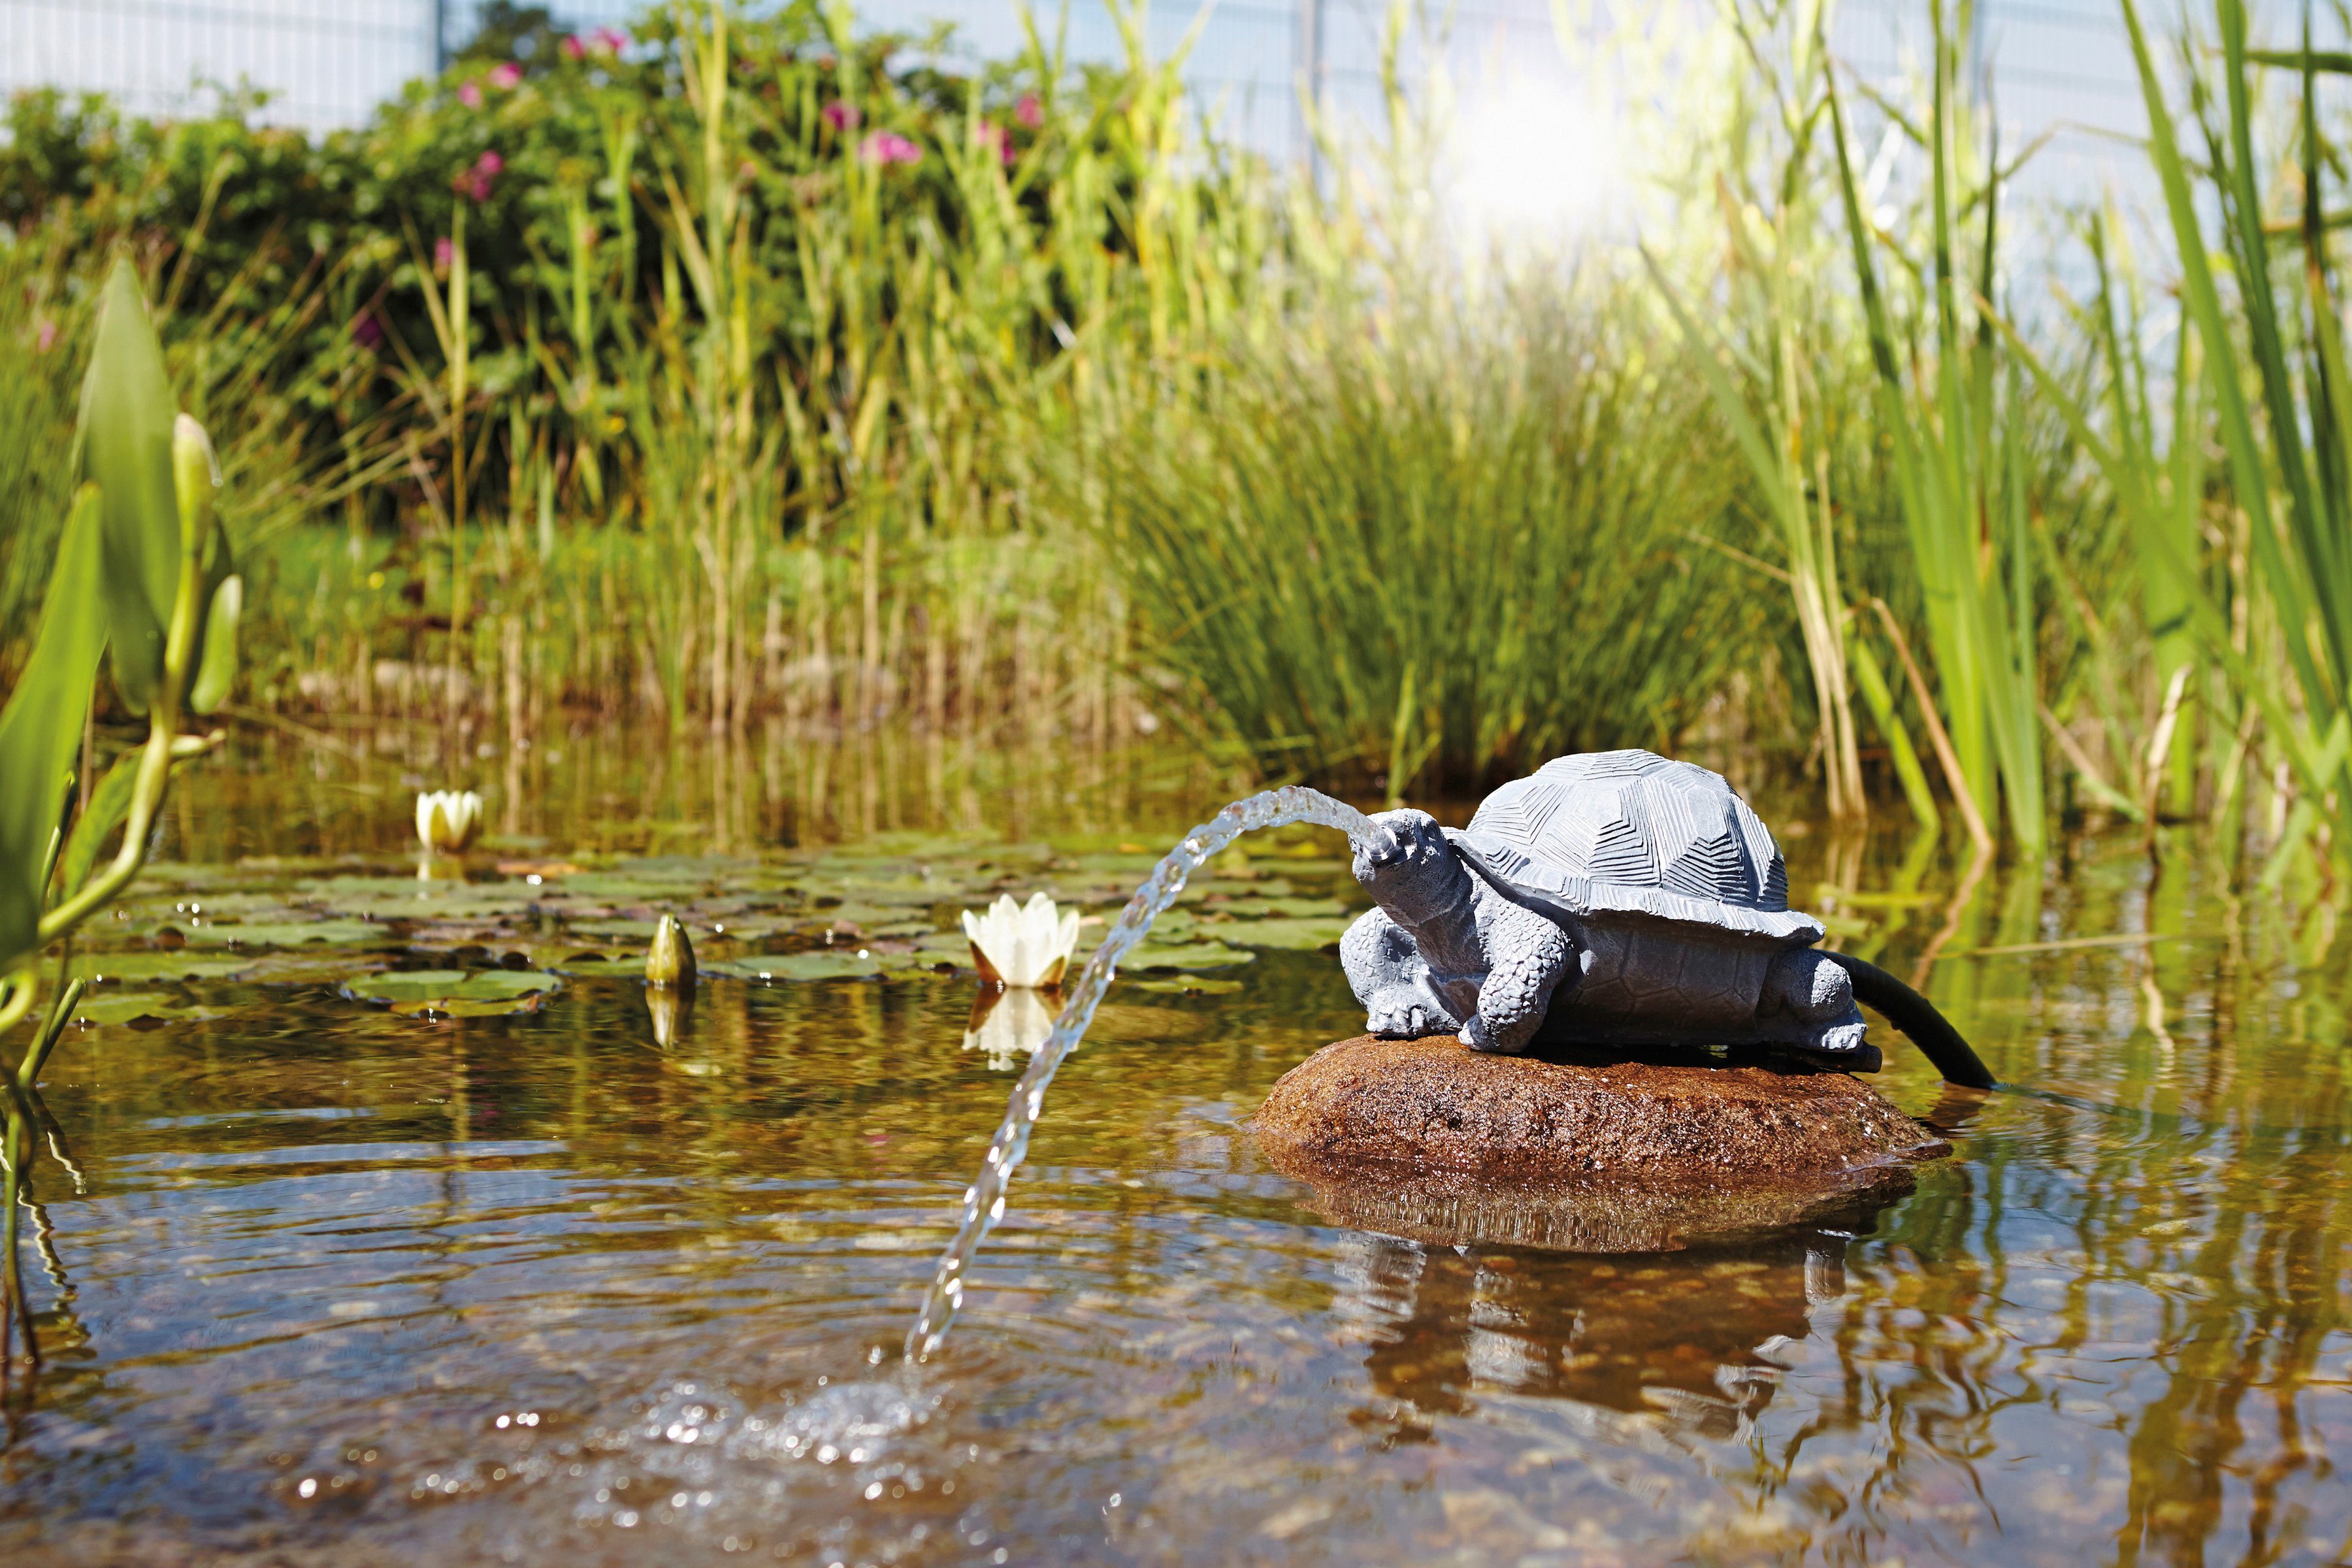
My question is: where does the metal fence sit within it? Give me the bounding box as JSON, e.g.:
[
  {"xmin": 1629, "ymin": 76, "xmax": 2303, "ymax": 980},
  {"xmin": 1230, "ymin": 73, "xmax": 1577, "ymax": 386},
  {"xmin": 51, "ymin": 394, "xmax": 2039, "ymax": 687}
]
[{"xmin": 1, "ymin": 0, "xmax": 2151, "ymax": 202}]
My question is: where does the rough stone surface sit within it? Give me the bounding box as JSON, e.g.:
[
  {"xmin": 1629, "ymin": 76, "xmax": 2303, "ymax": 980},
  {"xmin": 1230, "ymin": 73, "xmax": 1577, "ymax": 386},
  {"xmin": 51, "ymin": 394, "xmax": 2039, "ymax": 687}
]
[{"xmin": 1254, "ymin": 1034, "xmax": 1949, "ymax": 1252}]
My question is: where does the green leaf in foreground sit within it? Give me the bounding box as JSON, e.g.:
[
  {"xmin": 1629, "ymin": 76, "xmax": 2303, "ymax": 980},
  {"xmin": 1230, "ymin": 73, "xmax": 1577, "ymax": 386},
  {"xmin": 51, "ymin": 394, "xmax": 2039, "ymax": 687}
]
[
  {"xmin": 0, "ymin": 485, "xmax": 110, "ymax": 968},
  {"xmin": 80, "ymin": 259, "xmax": 182, "ymax": 714}
]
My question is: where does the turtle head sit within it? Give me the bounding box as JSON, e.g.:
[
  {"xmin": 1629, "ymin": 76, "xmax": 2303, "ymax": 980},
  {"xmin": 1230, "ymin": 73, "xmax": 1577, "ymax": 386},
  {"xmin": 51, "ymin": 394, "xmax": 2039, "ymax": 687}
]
[{"xmin": 1352, "ymin": 809, "xmax": 1471, "ymax": 927}]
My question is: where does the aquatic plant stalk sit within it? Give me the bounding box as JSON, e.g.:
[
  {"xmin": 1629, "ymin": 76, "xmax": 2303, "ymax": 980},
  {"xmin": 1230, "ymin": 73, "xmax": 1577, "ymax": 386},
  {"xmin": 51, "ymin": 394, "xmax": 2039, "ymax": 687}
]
[{"xmin": 906, "ymin": 785, "xmax": 1370, "ymax": 1361}]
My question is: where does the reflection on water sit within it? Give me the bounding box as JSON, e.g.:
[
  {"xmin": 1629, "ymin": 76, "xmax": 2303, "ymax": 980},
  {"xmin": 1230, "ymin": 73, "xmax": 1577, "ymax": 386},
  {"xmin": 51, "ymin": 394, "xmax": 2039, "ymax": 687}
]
[
  {"xmin": 1341, "ymin": 1233, "xmax": 1841, "ymax": 1439},
  {"xmin": 1, "ymin": 731, "xmax": 2349, "ymax": 1565}
]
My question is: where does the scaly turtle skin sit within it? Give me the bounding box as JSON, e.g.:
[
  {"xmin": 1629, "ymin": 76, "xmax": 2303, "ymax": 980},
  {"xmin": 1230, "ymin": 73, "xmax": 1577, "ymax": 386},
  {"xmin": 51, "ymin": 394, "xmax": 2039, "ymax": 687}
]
[{"xmin": 1340, "ymin": 750, "xmax": 1870, "ymax": 1065}]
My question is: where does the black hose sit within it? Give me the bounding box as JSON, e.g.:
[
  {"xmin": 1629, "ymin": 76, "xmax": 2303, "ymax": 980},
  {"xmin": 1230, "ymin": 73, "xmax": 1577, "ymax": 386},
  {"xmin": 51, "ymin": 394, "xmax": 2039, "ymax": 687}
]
[{"xmin": 1821, "ymin": 951, "xmax": 1997, "ymax": 1090}]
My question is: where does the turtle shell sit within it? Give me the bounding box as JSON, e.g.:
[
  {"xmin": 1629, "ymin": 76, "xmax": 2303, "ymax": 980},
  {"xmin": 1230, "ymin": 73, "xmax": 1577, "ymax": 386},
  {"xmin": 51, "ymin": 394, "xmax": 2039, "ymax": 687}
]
[{"xmin": 1448, "ymin": 750, "xmax": 1822, "ymax": 947}]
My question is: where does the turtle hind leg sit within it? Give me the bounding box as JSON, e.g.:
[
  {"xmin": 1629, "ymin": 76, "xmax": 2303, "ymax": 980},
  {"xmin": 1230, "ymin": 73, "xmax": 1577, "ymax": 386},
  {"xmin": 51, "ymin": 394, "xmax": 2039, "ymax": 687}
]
[
  {"xmin": 1343, "ymin": 908, "xmax": 1457, "ymax": 1038},
  {"xmin": 1763, "ymin": 947, "xmax": 1878, "ymax": 1070}
]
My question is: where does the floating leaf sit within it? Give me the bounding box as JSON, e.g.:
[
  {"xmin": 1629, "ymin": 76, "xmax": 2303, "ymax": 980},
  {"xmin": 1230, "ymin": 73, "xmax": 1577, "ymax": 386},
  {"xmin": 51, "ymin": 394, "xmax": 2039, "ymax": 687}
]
[
  {"xmin": 71, "ymin": 989, "xmax": 238, "ymax": 1026},
  {"xmin": 342, "ymin": 969, "xmax": 561, "ymax": 1013},
  {"xmin": 78, "ymin": 951, "xmax": 252, "ymax": 983},
  {"xmin": 1122, "ymin": 941, "xmax": 1256, "ymax": 972},
  {"xmin": 165, "ymin": 918, "xmax": 385, "ymax": 950},
  {"xmin": 702, "ymin": 951, "xmax": 915, "ymax": 982},
  {"xmin": 1130, "ymin": 976, "xmax": 1246, "ymax": 994},
  {"xmin": 1214, "ymin": 916, "xmax": 1351, "ymax": 951}
]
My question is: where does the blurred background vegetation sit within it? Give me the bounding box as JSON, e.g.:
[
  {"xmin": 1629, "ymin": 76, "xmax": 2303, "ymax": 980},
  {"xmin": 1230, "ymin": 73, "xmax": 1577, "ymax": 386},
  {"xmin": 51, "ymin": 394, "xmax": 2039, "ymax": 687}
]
[{"xmin": 1, "ymin": 0, "xmax": 2347, "ymax": 875}]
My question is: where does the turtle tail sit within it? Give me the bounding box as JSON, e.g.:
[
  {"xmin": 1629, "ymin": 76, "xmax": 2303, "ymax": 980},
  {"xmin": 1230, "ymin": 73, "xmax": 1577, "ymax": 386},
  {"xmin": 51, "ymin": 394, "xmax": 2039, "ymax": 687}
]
[{"xmin": 1821, "ymin": 951, "xmax": 1996, "ymax": 1090}]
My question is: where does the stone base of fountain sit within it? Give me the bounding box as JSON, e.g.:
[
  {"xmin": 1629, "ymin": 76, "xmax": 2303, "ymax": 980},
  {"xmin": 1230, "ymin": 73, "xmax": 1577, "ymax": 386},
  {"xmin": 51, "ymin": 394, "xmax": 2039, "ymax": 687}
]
[{"xmin": 1253, "ymin": 1035, "xmax": 1950, "ymax": 1252}]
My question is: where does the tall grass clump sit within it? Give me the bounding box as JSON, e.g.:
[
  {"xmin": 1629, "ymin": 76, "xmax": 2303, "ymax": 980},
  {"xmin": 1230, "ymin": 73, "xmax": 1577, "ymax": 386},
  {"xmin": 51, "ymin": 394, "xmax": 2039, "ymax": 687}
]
[{"xmin": 1079, "ymin": 272, "xmax": 1755, "ymax": 794}]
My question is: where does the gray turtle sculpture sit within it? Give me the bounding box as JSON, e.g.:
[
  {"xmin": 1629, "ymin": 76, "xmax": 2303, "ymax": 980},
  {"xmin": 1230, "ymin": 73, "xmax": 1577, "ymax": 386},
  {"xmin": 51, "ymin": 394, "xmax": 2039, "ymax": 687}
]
[{"xmin": 1341, "ymin": 749, "xmax": 1871, "ymax": 1066}]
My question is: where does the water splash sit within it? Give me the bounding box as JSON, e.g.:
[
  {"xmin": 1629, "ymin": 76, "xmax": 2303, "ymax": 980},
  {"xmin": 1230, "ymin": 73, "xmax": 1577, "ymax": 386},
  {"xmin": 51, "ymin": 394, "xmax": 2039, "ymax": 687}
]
[{"xmin": 906, "ymin": 786, "xmax": 1371, "ymax": 1360}]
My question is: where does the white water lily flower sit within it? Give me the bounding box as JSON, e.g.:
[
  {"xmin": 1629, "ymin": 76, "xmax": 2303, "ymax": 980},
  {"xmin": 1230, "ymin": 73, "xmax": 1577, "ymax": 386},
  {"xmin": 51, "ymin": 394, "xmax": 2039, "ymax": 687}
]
[
  {"xmin": 961, "ymin": 892, "xmax": 1081, "ymax": 988},
  {"xmin": 962, "ymin": 985, "xmax": 1054, "ymax": 1071},
  {"xmin": 416, "ymin": 789, "xmax": 483, "ymax": 853}
]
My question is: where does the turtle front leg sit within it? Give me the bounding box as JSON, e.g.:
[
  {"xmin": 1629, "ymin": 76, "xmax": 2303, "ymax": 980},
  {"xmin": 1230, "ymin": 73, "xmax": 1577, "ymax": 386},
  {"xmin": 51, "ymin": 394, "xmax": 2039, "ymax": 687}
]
[
  {"xmin": 1461, "ymin": 901, "xmax": 1574, "ymax": 1056},
  {"xmin": 1342, "ymin": 907, "xmax": 1458, "ymax": 1038},
  {"xmin": 1763, "ymin": 947, "xmax": 1878, "ymax": 1070}
]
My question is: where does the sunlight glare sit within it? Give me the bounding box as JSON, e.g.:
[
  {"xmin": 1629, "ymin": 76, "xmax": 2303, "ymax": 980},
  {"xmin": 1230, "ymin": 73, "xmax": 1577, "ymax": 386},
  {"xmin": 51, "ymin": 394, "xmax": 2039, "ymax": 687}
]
[{"xmin": 1450, "ymin": 80, "xmax": 1625, "ymax": 242}]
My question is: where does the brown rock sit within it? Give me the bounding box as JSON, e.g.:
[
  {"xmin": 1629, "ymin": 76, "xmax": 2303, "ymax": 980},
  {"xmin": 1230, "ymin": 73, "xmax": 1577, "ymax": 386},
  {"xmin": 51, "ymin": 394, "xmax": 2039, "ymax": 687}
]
[{"xmin": 1254, "ymin": 1035, "xmax": 1950, "ymax": 1252}]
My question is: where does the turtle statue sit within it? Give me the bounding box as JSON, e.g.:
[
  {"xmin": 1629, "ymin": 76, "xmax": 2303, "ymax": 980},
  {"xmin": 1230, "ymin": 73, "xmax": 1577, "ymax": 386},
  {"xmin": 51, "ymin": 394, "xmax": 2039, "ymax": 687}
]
[{"xmin": 1342, "ymin": 750, "xmax": 1873, "ymax": 1068}]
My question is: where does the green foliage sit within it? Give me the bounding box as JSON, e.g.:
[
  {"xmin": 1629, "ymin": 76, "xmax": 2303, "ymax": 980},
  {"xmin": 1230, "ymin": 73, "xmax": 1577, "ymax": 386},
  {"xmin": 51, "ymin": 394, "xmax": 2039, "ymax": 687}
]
[
  {"xmin": 80, "ymin": 260, "xmax": 183, "ymax": 714},
  {"xmin": 0, "ymin": 488, "xmax": 107, "ymax": 965},
  {"xmin": 1081, "ymin": 276, "xmax": 1754, "ymax": 792}
]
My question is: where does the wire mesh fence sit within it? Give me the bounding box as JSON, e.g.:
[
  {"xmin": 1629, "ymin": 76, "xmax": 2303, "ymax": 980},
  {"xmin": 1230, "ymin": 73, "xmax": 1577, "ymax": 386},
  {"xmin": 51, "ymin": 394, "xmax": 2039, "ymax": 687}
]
[{"xmin": 1, "ymin": 0, "xmax": 2149, "ymax": 199}]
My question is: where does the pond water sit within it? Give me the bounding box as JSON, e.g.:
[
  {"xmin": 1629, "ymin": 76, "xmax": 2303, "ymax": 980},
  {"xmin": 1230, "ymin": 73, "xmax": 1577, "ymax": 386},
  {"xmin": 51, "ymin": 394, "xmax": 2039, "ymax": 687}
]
[{"xmin": 1, "ymin": 732, "xmax": 2348, "ymax": 1565}]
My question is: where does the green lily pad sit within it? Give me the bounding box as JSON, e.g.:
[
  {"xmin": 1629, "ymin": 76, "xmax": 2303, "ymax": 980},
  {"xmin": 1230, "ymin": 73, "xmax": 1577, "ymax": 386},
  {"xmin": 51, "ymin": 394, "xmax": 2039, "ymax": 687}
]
[
  {"xmin": 1215, "ymin": 916, "xmax": 1350, "ymax": 951},
  {"xmin": 342, "ymin": 969, "xmax": 561, "ymax": 1013},
  {"xmin": 233, "ymin": 952, "xmax": 394, "ymax": 986},
  {"xmin": 1130, "ymin": 976, "xmax": 1245, "ymax": 994},
  {"xmin": 77, "ymin": 952, "xmax": 253, "ymax": 983},
  {"xmin": 1122, "ymin": 941, "xmax": 1255, "ymax": 972},
  {"xmin": 174, "ymin": 918, "xmax": 385, "ymax": 950},
  {"xmin": 550, "ymin": 953, "xmax": 649, "ymax": 978},
  {"xmin": 702, "ymin": 951, "xmax": 915, "ymax": 982},
  {"xmin": 71, "ymin": 990, "xmax": 239, "ymax": 1026}
]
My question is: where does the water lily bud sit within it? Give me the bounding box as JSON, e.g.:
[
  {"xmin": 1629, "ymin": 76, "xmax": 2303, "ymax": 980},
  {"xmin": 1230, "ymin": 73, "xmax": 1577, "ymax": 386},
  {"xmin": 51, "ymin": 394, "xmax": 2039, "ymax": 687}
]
[
  {"xmin": 647, "ymin": 914, "xmax": 696, "ymax": 988},
  {"xmin": 415, "ymin": 789, "xmax": 483, "ymax": 852},
  {"xmin": 172, "ymin": 413, "xmax": 220, "ymax": 553}
]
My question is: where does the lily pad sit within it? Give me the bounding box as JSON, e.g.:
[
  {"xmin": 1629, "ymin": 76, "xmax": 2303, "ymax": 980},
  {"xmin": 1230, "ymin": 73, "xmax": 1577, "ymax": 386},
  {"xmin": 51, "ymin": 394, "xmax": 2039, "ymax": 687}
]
[
  {"xmin": 77, "ymin": 952, "xmax": 253, "ymax": 983},
  {"xmin": 1130, "ymin": 976, "xmax": 1246, "ymax": 995},
  {"xmin": 71, "ymin": 990, "xmax": 240, "ymax": 1026},
  {"xmin": 1121, "ymin": 941, "xmax": 1256, "ymax": 972},
  {"xmin": 1215, "ymin": 916, "xmax": 1350, "ymax": 951},
  {"xmin": 342, "ymin": 969, "xmax": 562, "ymax": 1014},
  {"xmin": 550, "ymin": 953, "xmax": 650, "ymax": 979},
  {"xmin": 175, "ymin": 919, "xmax": 385, "ymax": 950},
  {"xmin": 702, "ymin": 951, "xmax": 915, "ymax": 983}
]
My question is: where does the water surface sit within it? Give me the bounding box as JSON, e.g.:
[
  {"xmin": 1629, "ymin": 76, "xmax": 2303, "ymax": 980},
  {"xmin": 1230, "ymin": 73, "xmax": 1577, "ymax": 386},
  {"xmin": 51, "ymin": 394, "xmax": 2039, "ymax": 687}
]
[{"xmin": 1, "ymin": 734, "xmax": 2347, "ymax": 1565}]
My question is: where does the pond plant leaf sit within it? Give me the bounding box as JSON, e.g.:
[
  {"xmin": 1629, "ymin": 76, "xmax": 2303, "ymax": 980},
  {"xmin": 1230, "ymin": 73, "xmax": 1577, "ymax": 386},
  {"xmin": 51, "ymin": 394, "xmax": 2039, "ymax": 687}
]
[
  {"xmin": 80, "ymin": 259, "xmax": 182, "ymax": 715},
  {"xmin": 342, "ymin": 969, "xmax": 561, "ymax": 1013},
  {"xmin": 0, "ymin": 485, "xmax": 110, "ymax": 968},
  {"xmin": 701, "ymin": 951, "xmax": 915, "ymax": 982},
  {"xmin": 1130, "ymin": 976, "xmax": 1247, "ymax": 994},
  {"xmin": 1213, "ymin": 916, "xmax": 1352, "ymax": 951},
  {"xmin": 70, "ymin": 988, "xmax": 240, "ymax": 1026},
  {"xmin": 54, "ymin": 748, "xmax": 143, "ymax": 908},
  {"xmin": 1122, "ymin": 941, "xmax": 1256, "ymax": 972}
]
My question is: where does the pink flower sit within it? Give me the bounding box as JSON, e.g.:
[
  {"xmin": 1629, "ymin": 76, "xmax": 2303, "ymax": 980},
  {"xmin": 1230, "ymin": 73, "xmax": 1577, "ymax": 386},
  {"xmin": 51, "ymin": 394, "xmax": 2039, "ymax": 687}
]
[
  {"xmin": 561, "ymin": 35, "xmax": 585, "ymax": 61},
  {"xmin": 458, "ymin": 80, "xmax": 483, "ymax": 108},
  {"xmin": 975, "ymin": 123, "xmax": 1016, "ymax": 166},
  {"xmin": 823, "ymin": 100, "xmax": 860, "ymax": 131},
  {"xmin": 1015, "ymin": 93, "xmax": 1043, "ymax": 129},
  {"xmin": 859, "ymin": 131, "xmax": 922, "ymax": 167},
  {"xmin": 35, "ymin": 319, "xmax": 57, "ymax": 353},
  {"xmin": 434, "ymin": 237, "xmax": 455, "ymax": 271},
  {"xmin": 459, "ymin": 149, "xmax": 504, "ymax": 201},
  {"xmin": 488, "ymin": 62, "xmax": 522, "ymax": 90},
  {"xmin": 353, "ymin": 314, "xmax": 384, "ymax": 350},
  {"xmin": 591, "ymin": 26, "xmax": 629, "ymax": 52}
]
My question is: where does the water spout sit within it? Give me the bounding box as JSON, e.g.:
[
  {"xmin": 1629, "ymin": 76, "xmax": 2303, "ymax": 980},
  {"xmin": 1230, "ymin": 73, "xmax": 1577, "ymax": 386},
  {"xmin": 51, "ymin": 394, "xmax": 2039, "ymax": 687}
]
[{"xmin": 906, "ymin": 786, "xmax": 1372, "ymax": 1361}]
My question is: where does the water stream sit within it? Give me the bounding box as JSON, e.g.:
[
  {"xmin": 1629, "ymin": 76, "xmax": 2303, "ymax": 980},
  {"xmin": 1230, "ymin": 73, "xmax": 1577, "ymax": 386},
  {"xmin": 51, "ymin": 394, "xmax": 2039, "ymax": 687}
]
[{"xmin": 904, "ymin": 787, "xmax": 1371, "ymax": 1360}]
